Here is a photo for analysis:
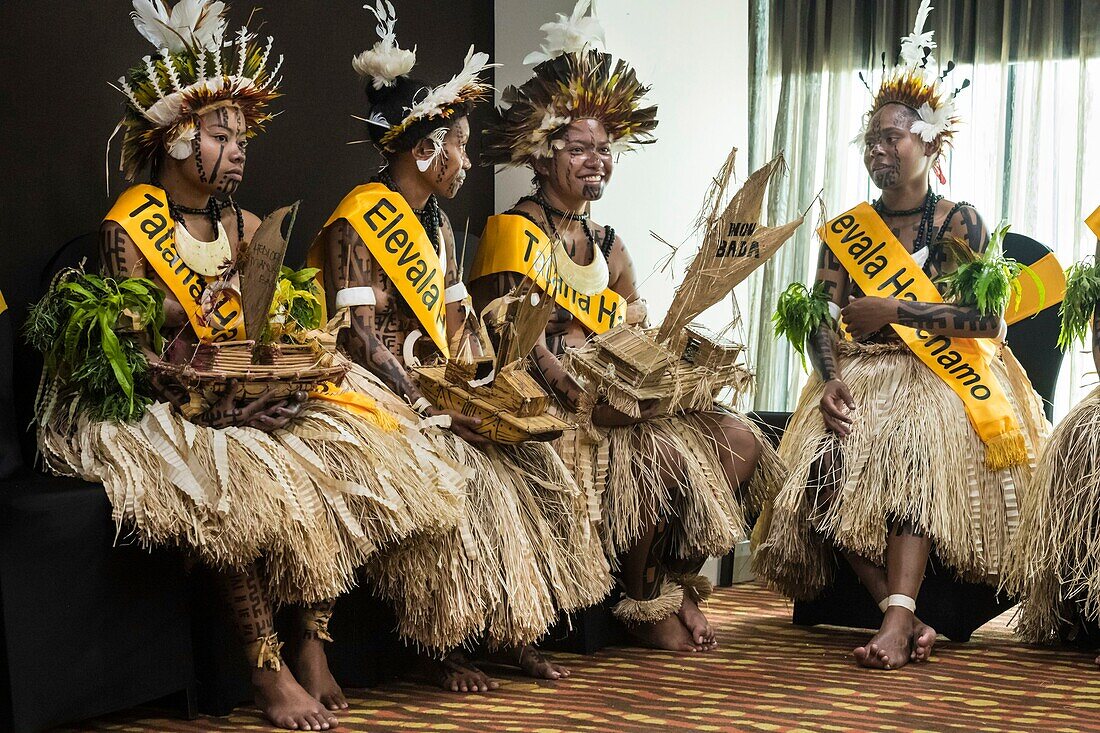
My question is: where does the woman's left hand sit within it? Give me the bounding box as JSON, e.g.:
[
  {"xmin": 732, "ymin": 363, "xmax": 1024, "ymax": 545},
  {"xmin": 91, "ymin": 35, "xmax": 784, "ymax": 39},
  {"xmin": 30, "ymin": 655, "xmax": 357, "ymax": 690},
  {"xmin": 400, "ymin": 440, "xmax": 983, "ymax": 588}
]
[{"xmin": 840, "ymin": 295, "xmax": 898, "ymax": 340}]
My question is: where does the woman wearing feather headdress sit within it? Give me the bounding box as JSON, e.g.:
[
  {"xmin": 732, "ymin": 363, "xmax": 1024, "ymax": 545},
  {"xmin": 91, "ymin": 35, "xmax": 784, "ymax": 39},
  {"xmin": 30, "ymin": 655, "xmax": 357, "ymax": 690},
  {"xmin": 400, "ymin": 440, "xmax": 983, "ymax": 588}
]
[
  {"xmin": 29, "ymin": 2, "xmax": 466, "ymax": 727},
  {"xmin": 754, "ymin": 1, "xmax": 1050, "ymax": 670},
  {"xmin": 1006, "ymin": 207, "xmax": 1100, "ymax": 664},
  {"xmin": 471, "ymin": 0, "xmax": 782, "ymax": 653},
  {"xmin": 306, "ymin": 1, "xmax": 611, "ymax": 692}
]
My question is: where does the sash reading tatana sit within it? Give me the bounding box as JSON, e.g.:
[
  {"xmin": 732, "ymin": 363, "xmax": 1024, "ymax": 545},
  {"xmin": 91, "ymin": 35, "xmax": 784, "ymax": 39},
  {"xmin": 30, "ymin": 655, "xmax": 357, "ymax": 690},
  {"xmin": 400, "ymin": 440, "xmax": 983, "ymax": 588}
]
[
  {"xmin": 105, "ymin": 185, "xmax": 245, "ymax": 342},
  {"xmin": 315, "ymin": 183, "xmax": 449, "ymax": 358},
  {"xmin": 822, "ymin": 202, "xmax": 1026, "ymax": 470},
  {"xmin": 472, "ymin": 214, "xmax": 627, "ymax": 335}
]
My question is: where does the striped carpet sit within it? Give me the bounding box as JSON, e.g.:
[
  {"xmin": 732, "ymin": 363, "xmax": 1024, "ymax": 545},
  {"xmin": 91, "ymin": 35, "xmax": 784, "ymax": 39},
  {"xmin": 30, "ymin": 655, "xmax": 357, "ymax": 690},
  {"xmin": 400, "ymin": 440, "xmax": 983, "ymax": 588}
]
[{"xmin": 62, "ymin": 582, "xmax": 1100, "ymax": 732}]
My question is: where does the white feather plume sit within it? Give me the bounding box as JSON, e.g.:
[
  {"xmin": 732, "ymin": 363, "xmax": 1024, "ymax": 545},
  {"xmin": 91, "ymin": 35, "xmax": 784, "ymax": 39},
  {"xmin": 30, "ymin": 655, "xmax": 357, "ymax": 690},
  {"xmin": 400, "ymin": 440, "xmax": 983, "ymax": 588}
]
[
  {"xmin": 131, "ymin": 0, "xmax": 227, "ymax": 54},
  {"xmin": 352, "ymin": 0, "xmax": 417, "ymax": 88},
  {"xmin": 910, "ymin": 99, "xmax": 954, "ymax": 142},
  {"xmin": 404, "ymin": 46, "xmax": 497, "ymax": 123},
  {"xmin": 898, "ymin": 0, "xmax": 936, "ymax": 68},
  {"xmin": 523, "ymin": 0, "xmax": 606, "ymax": 65}
]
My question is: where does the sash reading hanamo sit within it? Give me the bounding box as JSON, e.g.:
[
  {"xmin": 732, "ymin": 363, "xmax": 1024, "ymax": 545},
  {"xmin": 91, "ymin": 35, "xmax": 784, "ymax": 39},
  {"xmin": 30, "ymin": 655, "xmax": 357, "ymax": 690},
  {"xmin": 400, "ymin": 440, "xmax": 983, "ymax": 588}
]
[{"xmin": 821, "ymin": 202, "xmax": 1027, "ymax": 470}]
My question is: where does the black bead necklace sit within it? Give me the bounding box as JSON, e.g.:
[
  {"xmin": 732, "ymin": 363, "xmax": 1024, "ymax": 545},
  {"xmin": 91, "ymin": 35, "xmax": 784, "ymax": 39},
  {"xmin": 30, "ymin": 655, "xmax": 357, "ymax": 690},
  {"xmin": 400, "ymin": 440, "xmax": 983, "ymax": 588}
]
[
  {"xmin": 155, "ymin": 178, "xmax": 245, "ymax": 244},
  {"xmin": 525, "ymin": 189, "xmax": 596, "ymax": 255},
  {"xmin": 873, "ymin": 187, "xmax": 941, "ymax": 253},
  {"xmin": 376, "ymin": 171, "xmax": 442, "ymax": 252}
]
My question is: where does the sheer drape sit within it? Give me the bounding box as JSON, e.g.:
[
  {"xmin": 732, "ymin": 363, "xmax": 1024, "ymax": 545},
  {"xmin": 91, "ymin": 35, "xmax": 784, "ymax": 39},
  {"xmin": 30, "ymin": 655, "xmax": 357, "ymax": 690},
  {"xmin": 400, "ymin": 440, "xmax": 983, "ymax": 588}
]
[{"xmin": 744, "ymin": 0, "xmax": 1100, "ymax": 419}]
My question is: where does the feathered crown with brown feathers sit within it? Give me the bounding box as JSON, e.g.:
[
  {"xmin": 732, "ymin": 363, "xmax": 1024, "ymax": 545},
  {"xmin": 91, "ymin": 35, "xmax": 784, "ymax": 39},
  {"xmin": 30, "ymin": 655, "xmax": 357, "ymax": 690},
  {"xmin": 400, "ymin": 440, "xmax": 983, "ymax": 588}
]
[
  {"xmin": 858, "ymin": 0, "xmax": 969, "ymax": 147},
  {"xmin": 353, "ymin": 1, "xmax": 495, "ymax": 153},
  {"xmin": 481, "ymin": 0, "xmax": 658, "ymax": 168},
  {"xmin": 113, "ymin": 0, "xmax": 283, "ymax": 182}
]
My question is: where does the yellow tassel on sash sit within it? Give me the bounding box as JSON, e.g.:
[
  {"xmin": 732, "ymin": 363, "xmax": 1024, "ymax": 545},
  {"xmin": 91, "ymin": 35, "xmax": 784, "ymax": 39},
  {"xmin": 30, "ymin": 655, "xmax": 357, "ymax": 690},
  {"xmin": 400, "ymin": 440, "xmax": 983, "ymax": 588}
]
[
  {"xmin": 105, "ymin": 185, "xmax": 245, "ymax": 342},
  {"xmin": 310, "ymin": 382, "xmax": 399, "ymax": 432},
  {"xmin": 822, "ymin": 203, "xmax": 1027, "ymax": 470},
  {"xmin": 307, "ymin": 183, "xmax": 449, "ymax": 357},
  {"xmin": 472, "ymin": 214, "xmax": 626, "ymax": 335}
]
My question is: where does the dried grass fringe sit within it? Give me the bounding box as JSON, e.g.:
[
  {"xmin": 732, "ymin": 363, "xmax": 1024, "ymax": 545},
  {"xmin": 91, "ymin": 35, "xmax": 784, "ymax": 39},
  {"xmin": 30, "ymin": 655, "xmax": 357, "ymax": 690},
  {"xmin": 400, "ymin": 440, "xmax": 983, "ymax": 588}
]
[
  {"xmin": 556, "ymin": 407, "xmax": 784, "ymax": 564},
  {"xmin": 344, "ymin": 365, "xmax": 610, "ymax": 653},
  {"xmin": 611, "ymin": 582, "xmax": 683, "ymax": 624},
  {"xmin": 753, "ymin": 341, "xmax": 1048, "ymax": 601},
  {"xmin": 38, "ymin": 376, "xmax": 465, "ymax": 606},
  {"xmin": 1006, "ymin": 385, "xmax": 1100, "ymax": 644}
]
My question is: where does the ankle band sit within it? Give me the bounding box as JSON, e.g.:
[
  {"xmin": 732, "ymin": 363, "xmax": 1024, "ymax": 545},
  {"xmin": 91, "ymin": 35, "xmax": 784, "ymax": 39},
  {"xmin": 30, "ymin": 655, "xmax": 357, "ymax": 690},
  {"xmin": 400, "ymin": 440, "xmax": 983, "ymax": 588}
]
[
  {"xmin": 672, "ymin": 573, "xmax": 714, "ymax": 604},
  {"xmin": 612, "ymin": 582, "xmax": 683, "ymax": 624},
  {"xmin": 303, "ymin": 609, "xmax": 334, "ymax": 642},
  {"xmin": 885, "ymin": 594, "xmax": 917, "ymax": 613},
  {"xmin": 244, "ymin": 633, "xmax": 283, "ymax": 671}
]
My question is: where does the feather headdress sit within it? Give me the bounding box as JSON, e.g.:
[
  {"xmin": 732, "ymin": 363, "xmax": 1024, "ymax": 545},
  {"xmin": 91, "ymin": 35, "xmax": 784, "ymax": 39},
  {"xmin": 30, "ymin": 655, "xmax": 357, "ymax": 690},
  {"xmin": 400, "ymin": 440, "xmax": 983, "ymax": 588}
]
[
  {"xmin": 858, "ymin": 0, "xmax": 968, "ymax": 147},
  {"xmin": 481, "ymin": 0, "xmax": 657, "ymax": 167},
  {"xmin": 353, "ymin": 2, "xmax": 495, "ymax": 153},
  {"xmin": 115, "ymin": 0, "xmax": 283, "ymax": 181}
]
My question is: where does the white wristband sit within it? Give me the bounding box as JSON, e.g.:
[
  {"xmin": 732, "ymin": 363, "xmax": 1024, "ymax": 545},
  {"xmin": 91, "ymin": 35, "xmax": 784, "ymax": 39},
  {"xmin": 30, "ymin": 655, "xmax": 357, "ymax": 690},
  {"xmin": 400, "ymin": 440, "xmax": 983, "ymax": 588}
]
[
  {"xmin": 335, "ymin": 286, "xmax": 376, "ymax": 308},
  {"xmin": 827, "ymin": 301, "xmax": 842, "ymax": 323},
  {"xmin": 412, "ymin": 397, "xmax": 433, "ymax": 415},
  {"xmin": 444, "ymin": 282, "xmax": 468, "ymax": 304}
]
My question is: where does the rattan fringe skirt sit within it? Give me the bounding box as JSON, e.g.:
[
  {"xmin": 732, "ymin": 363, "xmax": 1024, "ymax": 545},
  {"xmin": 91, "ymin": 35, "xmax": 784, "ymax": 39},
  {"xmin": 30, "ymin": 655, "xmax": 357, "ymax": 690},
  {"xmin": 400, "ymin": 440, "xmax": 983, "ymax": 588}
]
[
  {"xmin": 555, "ymin": 406, "xmax": 786, "ymax": 563},
  {"xmin": 1007, "ymin": 385, "xmax": 1100, "ymax": 644},
  {"xmin": 753, "ymin": 340, "xmax": 1048, "ymax": 600},
  {"xmin": 342, "ymin": 366, "xmax": 612, "ymax": 653},
  {"xmin": 38, "ymin": 384, "xmax": 463, "ymax": 606}
]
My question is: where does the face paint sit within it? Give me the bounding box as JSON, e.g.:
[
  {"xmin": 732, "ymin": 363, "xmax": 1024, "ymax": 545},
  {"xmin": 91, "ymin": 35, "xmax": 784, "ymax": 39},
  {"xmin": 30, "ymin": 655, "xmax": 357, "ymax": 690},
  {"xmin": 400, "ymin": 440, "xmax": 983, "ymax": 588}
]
[
  {"xmin": 184, "ymin": 105, "xmax": 248, "ymax": 195},
  {"xmin": 540, "ymin": 119, "xmax": 614, "ymax": 204},
  {"xmin": 420, "ymin": 116, "xmax": 471, "ymax": 200},
  {"xmin": 862, "ymin": 103, "xmax": 930, "ymax": 190}
]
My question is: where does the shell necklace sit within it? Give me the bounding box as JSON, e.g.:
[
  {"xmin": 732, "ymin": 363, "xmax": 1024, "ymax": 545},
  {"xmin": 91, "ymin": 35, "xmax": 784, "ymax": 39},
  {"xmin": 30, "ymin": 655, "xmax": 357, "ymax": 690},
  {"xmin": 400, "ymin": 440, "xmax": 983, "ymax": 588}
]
[{"xmin": 174, "ymin": 218, "xmax": 232, "ymax": 277}]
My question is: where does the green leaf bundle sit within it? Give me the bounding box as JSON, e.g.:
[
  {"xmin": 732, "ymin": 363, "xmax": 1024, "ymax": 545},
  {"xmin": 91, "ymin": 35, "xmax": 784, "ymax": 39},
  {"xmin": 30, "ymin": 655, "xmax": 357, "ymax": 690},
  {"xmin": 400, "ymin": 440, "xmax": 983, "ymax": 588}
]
[
  {"xmin": 1059, "ymin": 258, "xmax": 1100, "ymax": 349},
  {"xmin": 24, "ymin": 268, "xmax": 165, "ymax": 422},
  {"xmin": 935, "ymin": 221, "xmax": 1045, "ymax": 317},
  {"xmin": 773, "ymin": 281, "xmax": 833, "ymax": 369},
  {"xmin": 264, "ymin": 266, "xmax": 323, "ymax": 344}
]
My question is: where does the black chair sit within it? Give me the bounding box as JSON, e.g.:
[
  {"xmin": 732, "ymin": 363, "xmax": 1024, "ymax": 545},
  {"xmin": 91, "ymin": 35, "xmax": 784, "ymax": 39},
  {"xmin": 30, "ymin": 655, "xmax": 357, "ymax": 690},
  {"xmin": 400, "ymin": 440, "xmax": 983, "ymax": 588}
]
[{"xmin": 748, "ymin": 235, "xmax": 1064, "ymax": 641}]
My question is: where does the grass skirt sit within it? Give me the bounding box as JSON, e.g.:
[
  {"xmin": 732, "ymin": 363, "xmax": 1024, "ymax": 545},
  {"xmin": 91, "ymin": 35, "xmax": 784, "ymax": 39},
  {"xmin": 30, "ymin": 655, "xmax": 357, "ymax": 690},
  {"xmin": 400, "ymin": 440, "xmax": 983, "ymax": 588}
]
[
  {"xmin": 554, "ymin": 406, "xmax": 785, "ymax": 563},
  {"xmin": 753, "ymin": 340, "xmax": 1048, "ymax": 600},
  {"xmin": 1007, "ymin": 385, "xmax": 1100, "ymax": 644},
  {"xmin": 37, "ymin": 382, "xmax": 464, "ymax": 606},
  {"xmin": 342, "ymin": 365, "xmax": 612, "ymax": 653}
]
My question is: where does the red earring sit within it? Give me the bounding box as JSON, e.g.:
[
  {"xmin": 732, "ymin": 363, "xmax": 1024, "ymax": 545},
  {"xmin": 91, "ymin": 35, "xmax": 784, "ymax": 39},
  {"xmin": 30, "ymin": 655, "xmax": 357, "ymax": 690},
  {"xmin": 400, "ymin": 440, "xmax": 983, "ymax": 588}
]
[{"xmin": 933, "ymin": 161, "xmax": 947, "ymax": 185}]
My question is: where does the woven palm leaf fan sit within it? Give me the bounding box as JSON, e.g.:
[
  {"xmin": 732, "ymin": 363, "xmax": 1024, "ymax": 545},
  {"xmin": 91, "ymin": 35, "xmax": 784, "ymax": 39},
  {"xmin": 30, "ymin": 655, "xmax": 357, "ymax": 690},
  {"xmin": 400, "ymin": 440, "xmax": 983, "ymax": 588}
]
[
  {"xmin": 567, "ymin": 148, "xmax": 805, "ymax": 417},
  {"xmin": 413, "ymin": 280, "xmax": 570, "ymax": 444},
  {"xmin": 152, "ymin": 204, "xmax": 350, "ymax": 419}
]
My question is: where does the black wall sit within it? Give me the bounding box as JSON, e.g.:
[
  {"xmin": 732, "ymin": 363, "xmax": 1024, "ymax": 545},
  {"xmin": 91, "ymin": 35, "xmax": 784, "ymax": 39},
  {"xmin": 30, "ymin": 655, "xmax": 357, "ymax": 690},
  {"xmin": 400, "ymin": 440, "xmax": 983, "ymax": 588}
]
[{"xmin": 0, "ymin": 0, "xmax": 495, "ymax": 315}]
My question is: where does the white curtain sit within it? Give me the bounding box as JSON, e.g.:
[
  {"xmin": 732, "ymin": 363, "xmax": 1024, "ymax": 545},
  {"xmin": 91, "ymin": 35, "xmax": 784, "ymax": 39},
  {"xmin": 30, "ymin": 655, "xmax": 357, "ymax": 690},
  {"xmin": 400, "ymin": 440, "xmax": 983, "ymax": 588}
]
[{"xmin": 744, "ymin": 0, "xmax": 1100, "ymax": 421}]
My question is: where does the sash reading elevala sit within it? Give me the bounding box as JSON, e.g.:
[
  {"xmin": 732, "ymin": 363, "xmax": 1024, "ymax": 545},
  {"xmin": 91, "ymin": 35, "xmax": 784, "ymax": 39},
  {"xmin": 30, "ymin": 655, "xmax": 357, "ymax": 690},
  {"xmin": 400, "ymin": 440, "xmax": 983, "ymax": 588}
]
[
  {"xmin": 472, "ymin": 214, "xmax": 626, "ymax": 335},
  {"xmin": 105, "ymin": 185, "xmax": 244, "ymax": 342},
  {"xmin": 821, "ymin": 202, "xmax": 1026, "ymax": 470},
  {"xmin": 318, "ymin": 183, "xmax": 449, "ymax": 358}
]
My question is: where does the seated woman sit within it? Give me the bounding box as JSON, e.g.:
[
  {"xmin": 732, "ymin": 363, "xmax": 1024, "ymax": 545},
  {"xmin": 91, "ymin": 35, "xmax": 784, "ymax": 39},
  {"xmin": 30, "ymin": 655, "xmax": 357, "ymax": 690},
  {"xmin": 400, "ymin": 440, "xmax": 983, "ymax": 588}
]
[
  {"xmin": 31, "ymin": 2, "xmax": 457, "ymax": 728},
  {"xmin": 755, "ymin": 3, "xmax": 1049, "ymax": 671},
  {"xmin": 306, "ymin": 3, "xmax": 610, "ymax": 692},
  {"xmin": 472, "ymin": 0, "xmax": 782, "ymax": 653},
  {"xmin": 1007, "ymin": 206, "xmax": 1100, "ymax": 663}
]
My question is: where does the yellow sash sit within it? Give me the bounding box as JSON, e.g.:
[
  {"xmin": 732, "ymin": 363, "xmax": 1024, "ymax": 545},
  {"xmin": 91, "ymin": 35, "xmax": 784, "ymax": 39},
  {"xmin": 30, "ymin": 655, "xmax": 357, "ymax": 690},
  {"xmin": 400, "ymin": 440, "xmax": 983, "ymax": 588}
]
[
  {"xmin": 822, "ymin": 202, "xmax": 1026, "ymax": 470},
  {"xmin": 1087, "ymin": 204, "xmax": 1100, "ymax": 241},
  {"xmin": 313, "ymin": 183, "xmax": 449, "ymax": 358},
  {"xmin": 472, "ymin": 214, "xmax": 627, "ymax": 335},
  {"xmin": 0, "ymin": 289, "xmax": 6, "ymax": 317},
  {"xmin": 105, "ymin": 185, "xmax": 245, "ymax": 342},
  {"xmin": 1005, "ymin": 251, "xmax": 1065, "ymax": 324}
]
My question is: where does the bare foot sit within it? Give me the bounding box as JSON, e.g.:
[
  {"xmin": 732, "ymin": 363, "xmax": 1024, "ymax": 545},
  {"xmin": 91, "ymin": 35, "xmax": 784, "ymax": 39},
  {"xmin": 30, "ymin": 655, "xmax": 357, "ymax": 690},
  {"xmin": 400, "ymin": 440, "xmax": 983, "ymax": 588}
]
[
  {"xmin": 293, "ymin": 637, "xmax": 348, "ymax": 712},
  {"xmin": 910, "ymin": 620, "xmax": 936, "ymax": 663},
  {"xmin": 515, "ymin": 645, "xmax": 570, "ymax": 680},
  {"xmin": 677, "ymin": 597, "xmax": 718, "ymax": 651},
  {"xmin": 430, "ymin": 650, "xmax": 500, "ymax": 693},
  {"xmin": 625, "ymin": 613, "xmax": 700, "ymax": 652},
  {"xmin": 253, "ymin": 665, "xmax": 339, "ymax": 731},
  {"xmin": 853, "ymin": 607, "xmax": 914, "ymax": 671}
]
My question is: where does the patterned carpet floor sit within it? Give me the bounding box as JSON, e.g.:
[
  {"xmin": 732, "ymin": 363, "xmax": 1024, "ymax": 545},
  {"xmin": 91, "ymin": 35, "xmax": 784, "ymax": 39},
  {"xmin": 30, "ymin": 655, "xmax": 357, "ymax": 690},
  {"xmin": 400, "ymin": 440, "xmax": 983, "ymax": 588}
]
[{"xmin": 61, "ymin": 582, "xmax": 1100, "ymax": 732}]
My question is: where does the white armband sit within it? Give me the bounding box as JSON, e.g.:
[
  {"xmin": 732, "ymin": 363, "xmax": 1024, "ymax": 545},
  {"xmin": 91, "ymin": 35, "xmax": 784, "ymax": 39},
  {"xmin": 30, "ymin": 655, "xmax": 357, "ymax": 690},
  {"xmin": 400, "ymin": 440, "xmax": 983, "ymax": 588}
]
[
  {"xmin": 995, "ymin": 317, "xmax": 1008, "ymax": 343},
  {"xmin": 335, "ymin": 286, "xmax": 376, "ymax": 308},
  {"xmin": 828, "ymin": 302, "xmax": 842, "ymax": 323},
  {"xmin": 444, "ymin": 282, "xmax": 468, "ymax": 304}
]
